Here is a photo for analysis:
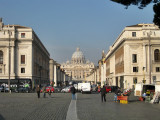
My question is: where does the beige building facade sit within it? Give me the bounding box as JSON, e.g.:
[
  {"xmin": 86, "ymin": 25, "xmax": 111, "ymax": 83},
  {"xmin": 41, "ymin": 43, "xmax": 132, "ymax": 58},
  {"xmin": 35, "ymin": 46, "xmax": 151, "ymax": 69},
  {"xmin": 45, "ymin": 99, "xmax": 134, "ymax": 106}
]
[
  {"xmin": 49, "ymin": 59, "xmax": 72, "ymax": 86},
  {"xmin": 61, "ymin": 48, "xmax": 95, "ymax": 82},
  {"xmin": 0, "ymin": 18, "xmax": 50, "ymax": 88},
  {"xmin": 100, "ymin": 24, "xmax": 160, "ymax": 89}
]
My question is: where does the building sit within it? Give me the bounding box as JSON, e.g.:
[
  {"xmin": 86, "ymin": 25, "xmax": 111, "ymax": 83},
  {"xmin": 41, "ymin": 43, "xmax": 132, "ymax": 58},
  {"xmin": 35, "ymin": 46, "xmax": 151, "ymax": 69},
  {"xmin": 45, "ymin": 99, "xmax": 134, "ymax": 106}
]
[
  {"xmin": 0, "ymin": 18, "xmax": 50, "ymax": 89},
  {"xmin": 61, "ymin": 47, "xmax": 95, "ymax": 82},
  {"xmin": 100, "ymin": 24, "xmax": 160, "ymax": 89},
  {"xmin": 85, "ymin": 66, "xmax": 99, "ymax": 84},
  {"xmin": 49, "ymin": 59, "xmax": 72, "ymax": 86}
]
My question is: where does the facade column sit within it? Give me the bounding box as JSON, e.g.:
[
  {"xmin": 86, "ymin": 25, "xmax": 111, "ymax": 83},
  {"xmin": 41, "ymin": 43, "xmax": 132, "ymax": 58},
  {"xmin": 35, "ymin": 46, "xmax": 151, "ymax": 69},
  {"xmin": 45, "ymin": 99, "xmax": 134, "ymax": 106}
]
[
  {"xmin": 11, "ymin": 46, "xmax": 15, "ymax": 76},
  {"xmin": 54, "ymin": 65, "xmax": 57, "ymax": 86},
  {"xmin": 143, "ymin": 44, "xmax": 147, "ymax": 72}
]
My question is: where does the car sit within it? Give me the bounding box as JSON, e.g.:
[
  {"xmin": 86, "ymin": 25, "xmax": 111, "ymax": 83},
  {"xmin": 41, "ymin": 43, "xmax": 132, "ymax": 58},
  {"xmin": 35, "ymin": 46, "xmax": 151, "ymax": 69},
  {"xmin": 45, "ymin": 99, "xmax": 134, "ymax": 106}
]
[
  {"xmin": 105, "ymin": 86, "xmax": 111, "ymax": 93},
  {"xmin": 0, "ymin": 86, "xmax": 9, "ymax": 92},
  {"xmin": 0, "ymin": 86, "xmax": 4, "ymax": 92},
  {"xmin": 17, "ymin": 87, "xmax": 30, "ymax": 93},
  {"xmin": 46, "ymin": 86, "xmax": 54, "ymax": 93},
  {"xmin": 61, "ymin": 86, "xmax": 71, "ymax": 93},
  {"xmin": 111, "ymin": 86, "xmax": 118, "ymax": 92},
  {"xmin": 53, "ymin": 86, "xmax": 61, "ymax": 93},
  {"xmin": 41, "ymin": 86, "xmax": 54, "ymax": 93},
  {"xmin": 98, "ymin": 86, "xmax": 111, "ymax": 93}
]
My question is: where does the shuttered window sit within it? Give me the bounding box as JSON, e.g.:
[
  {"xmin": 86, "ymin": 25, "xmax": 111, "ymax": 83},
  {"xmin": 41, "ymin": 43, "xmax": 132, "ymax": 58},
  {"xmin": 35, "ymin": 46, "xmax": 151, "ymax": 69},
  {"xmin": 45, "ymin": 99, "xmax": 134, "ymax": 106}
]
[
  {"xmin": 0, "ymin": 51, "xmax": 3, "ymax": 64},
  {"xmin": 21, "ymin": 33, "xmax": 25, "ymax": 38},
  {"xmin": 21, "ymin": 55, "xmax": 25, "ymax": 64}
]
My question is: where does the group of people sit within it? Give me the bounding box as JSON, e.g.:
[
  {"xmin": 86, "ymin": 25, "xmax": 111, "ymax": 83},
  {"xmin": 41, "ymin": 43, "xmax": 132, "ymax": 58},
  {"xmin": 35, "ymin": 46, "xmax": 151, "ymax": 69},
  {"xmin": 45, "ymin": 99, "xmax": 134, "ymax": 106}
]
[
  {"xmin": 36, "ymin": 85, "xmax": 52, "ymax": 98},
  {"xmin": 36, "ymin": 84, "xmax": 123, "ymax": 102}
]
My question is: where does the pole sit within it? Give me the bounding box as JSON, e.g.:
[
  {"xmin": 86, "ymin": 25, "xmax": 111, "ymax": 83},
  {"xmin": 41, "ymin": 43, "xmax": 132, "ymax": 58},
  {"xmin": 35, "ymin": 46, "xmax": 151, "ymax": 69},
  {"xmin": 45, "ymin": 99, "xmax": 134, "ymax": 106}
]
[
  {"xmin": 148, "ymin": 32, "xmax": 151, "ymax": 84},
  {"xmin": 8, "ymin": 30, "xmax": 11, "ymax": 92}
]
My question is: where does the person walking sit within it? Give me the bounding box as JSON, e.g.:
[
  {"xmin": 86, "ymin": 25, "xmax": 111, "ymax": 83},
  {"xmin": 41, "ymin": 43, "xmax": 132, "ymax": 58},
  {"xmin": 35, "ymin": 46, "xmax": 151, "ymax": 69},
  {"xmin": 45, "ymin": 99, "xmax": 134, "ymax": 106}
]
[
  {"xmin": 70, "ymin": 85, "xmax": 76, "ymax": 100},
  {"xmin": 42, "ymin": 86, "xmax": 46, "ymax": 98},
  {"xmin": 36, "ymin": 85, "xmax": 40, "ymax": 98},
  {"xmin": 101, "ymin": 85, "xmax": 106, "ymax": 102},
  {"xmin": 48, "ymin": 88, "xmax": 52, "ymax": 98}
]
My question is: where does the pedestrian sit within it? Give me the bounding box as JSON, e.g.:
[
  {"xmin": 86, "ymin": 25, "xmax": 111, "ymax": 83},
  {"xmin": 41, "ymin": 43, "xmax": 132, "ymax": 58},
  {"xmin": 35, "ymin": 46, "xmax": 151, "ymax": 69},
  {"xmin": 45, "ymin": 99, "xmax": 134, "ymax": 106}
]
[
  {"xmin": 70, "ymin": 84, "xmax": 76, "ymax": 100},
  {"xmin": 42, "ymin": 86, "xmax": 46, "ymax": 98},
  {"xmin": 114, "ymin": 87, "xmax": 121, "ymax": 102},
  {"xmin": 101, "ymin": 85, "xmax": 106, "ymax": 102},
  {"xmin": 36, "ymin": 85, "xmax": 40, "ymax": 98},
  {"xmin": 48, "ymin": 88, "xmax": 51, "ymax": 98}
]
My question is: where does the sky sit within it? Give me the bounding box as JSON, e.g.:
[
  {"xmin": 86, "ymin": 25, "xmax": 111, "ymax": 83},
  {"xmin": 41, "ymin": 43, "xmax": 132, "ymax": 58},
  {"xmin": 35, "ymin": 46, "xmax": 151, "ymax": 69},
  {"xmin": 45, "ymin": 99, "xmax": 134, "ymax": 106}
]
[{"xmin": 0, "ymin": 0, "xmax": 154, "ymax": 65}]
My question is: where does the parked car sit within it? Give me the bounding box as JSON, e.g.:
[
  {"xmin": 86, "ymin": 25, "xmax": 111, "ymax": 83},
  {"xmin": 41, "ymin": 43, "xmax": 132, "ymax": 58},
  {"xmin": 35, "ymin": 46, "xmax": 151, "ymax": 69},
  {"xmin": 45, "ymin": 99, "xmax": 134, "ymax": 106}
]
[
  {"xmin": 46, "ymin": 86, "xmax": 54, "ymax": 93},
  {"xmin": 111, "ymin": 86, "xmax": 118, "ymax": 92},
  {"xmin": 53, "ymin": 86, "xmax": 62, "ymax": 93},
  {"xmin": 81, "ymin": 83, "xmax": 91, "ymax": 94},
  {"xmin": 0, "ymin": 86, "xmax": 9, "ymax": 92},
  {"xmin": 0, "ymin": 86, "xmax": 4, "ymax": 92},
  {"xmin": 61, "ymin": 86, "xmax": 71, "ymax": 93},
  {"xmin": 106, "ymin": 86, "xmax": 111, "ymax": 93},
  {"xmin": 98, "ymin": 86, "xmax": 111, "ymax": 93},
  {"xmin": 17, "ymin": 87, "xmax": 30, "ymax": 93}
]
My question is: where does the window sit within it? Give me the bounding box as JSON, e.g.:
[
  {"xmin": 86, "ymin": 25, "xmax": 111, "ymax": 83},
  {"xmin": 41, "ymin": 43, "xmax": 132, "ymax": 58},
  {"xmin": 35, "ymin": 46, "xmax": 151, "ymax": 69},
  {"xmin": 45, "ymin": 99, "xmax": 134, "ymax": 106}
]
[
  {"xmin": 133, "ymin": 67, "xmax": 138, "ymax": 72},
  {"xmin": 21, "ymin": 55, "xmax": 25, "ymax": 64},
  {"xmin": 21, "ymin": 68, "xmax": 25, "ymax": 73},
  {"xmin": 156, "ymin": 67, "xmax": 160, "ymax": 72},
  {"xmin": 0, "ymin": 68, "xmax": 2, "ymax": 73},
  {"xmin": 21, "ymin": 33, "xmax": 25, "ymax": 38},
  {"xmin": 132, "ymin": 32, "xmax": 136, "ymax": 37},
  {"xmin": 153, "ymin": 76, "xmax": 156, "ymax": 81},
  {"xmin": 132, "ymin": 54, "xmax": 137, "ymax": 63},
  {"xmin": 0, "ymin": 51, "xmax": 3, "ymax": 64},
  {"xmin": 133, "ymin": 77, "xmax": 137, "ymax": 84},
  {"xmin": 154, "ymin": 49, "xmax": 160, "ymax": 62}
]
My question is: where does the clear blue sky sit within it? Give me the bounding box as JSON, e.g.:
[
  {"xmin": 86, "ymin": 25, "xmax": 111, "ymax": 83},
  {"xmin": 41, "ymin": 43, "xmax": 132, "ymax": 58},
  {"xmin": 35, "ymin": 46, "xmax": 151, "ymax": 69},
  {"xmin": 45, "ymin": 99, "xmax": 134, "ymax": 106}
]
[{"xmin": 0, "ymin": 0, "xmax": 154, "ymax": 65}]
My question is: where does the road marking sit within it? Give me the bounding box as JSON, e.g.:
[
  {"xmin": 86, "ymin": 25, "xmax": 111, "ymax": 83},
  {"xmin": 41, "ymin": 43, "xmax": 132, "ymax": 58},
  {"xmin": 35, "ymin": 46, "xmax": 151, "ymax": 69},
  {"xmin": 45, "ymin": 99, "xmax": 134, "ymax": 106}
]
[{"xmin": 66, "ymin": 94, "xmax": 79, "ymax": 120}]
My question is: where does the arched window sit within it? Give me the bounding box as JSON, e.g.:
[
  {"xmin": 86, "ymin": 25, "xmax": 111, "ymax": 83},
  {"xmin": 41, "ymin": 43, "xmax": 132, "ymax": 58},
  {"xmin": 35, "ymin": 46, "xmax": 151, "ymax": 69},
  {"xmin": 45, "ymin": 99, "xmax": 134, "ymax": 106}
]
[
  {"xmin": 0, "ymin": 51, "xmax": 3, "ymax": 64},
  {"xmin": 154, "ymin": 49, "xmax": 160, "ymax": 62}
]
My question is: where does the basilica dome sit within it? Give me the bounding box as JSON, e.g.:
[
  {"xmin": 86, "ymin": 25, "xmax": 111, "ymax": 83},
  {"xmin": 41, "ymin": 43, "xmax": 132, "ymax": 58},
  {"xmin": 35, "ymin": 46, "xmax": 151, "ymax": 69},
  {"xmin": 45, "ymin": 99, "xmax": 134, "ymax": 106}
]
[{"xmin": 71, "ymin": 48, "xmax": 85, "ymax": 64}]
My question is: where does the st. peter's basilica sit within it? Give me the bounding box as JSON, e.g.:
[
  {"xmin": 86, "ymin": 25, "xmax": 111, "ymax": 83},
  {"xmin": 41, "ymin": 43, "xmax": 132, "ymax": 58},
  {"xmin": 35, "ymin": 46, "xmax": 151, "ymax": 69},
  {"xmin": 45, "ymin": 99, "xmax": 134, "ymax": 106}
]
[{"xmin": 61, "ymin": 48, "xmax": 95, "ymax": 82}]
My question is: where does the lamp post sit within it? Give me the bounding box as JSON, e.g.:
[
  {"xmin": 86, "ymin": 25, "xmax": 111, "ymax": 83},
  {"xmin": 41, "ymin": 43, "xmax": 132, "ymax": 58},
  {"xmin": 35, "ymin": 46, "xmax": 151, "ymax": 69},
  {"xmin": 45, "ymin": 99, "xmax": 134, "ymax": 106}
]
[
  {"xmin": 147, "ymin": 31, "xmax": 152, "ymax": 84},
  {"xmin": 143, "ymin": 67, "xmax": 146, "ymax": 84},
  {"xmin": 8, "ymin": 30, "xmax": 11, "ymax": 92}
]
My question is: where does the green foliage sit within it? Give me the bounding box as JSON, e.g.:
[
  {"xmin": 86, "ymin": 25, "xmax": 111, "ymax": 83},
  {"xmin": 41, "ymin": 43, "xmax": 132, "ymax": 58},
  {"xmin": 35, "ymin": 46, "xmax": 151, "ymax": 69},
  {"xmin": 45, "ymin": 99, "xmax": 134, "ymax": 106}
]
[
  {"xmin": 153, "ymin": 2, "xmax": 160, "ymax": 28},
  {"xmin": 111, "ymin": 0, "xmax": 160, "ymax": 28},
  {"xmin": 111, "ymin": 0, "xmax": 159, "ymax": 8}
]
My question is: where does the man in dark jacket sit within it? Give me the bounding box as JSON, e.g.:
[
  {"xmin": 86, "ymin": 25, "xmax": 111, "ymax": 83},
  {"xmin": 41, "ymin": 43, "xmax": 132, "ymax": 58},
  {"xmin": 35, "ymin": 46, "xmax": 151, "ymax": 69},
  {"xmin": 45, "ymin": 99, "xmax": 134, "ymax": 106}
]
[
  {"xmin": 101, "ymin": 85, "xmax": 106, "ymax": 102},
  {"xmin": 36, "ymin": 85, "xmax": 40, "ymax": 98},
  {"xmin": 70, "ymin": 85, "xmax": 76, "ymax": 100}
]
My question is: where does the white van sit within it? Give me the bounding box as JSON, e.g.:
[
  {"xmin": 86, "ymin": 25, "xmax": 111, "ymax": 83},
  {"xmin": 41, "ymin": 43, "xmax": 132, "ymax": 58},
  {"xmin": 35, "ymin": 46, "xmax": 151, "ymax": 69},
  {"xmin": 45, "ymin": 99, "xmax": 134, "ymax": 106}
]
[
  {"xmin": 134, "ymin": 83, "xmax": 155, "ymax": 96},
  {"xmin": 81, "ymin": 83, "xmax": 91, "ymax": 94},
  {"xmin": 78, "ymin": 83, "xmax": 83, "ymax": 92}
]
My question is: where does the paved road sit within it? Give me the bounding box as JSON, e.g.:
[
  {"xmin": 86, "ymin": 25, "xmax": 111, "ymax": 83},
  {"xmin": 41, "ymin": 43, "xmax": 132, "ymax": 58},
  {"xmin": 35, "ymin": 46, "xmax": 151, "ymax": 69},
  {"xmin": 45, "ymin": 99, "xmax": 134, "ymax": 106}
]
[
  {"xmin": 77, "ymin": 92, "xmax": 160, "ymax": 120},
  {"xmin": 0, "ymin": 92, "xmax": 160, "ymax": 120},
  {"xmin": 0, "ymin": 93, "xmax": 71, "ymax": 120}
]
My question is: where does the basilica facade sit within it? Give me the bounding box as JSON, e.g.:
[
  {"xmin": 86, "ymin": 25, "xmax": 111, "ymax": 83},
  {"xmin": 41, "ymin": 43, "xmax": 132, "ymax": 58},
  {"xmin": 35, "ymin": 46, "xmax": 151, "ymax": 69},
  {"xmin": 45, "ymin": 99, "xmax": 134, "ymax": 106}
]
[{"xmin": 61, "ymin": 48, "xmax": 95, "ymax": 82}]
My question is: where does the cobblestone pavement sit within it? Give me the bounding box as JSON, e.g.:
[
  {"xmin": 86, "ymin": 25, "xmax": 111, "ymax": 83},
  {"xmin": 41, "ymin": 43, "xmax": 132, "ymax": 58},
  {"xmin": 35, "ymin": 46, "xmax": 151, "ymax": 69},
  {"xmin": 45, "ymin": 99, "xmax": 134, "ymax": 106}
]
[
  {"xmin": 77, "ymin": 92, "xmax": 160, "ymax": 120},
  {"xmin": 0, "ymin": 93, "xmax": 71, "ymax": 120},
  {"xmin": 1, "ymin": 92, "xmax": 160, "ymax": 120}
]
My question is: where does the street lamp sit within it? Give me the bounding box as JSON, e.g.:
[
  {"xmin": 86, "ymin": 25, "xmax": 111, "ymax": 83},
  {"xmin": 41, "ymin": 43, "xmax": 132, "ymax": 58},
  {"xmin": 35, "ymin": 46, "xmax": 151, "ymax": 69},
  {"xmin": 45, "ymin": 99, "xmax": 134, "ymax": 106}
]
[
  {"xmin": 8, "ymin": 30, "xmax": 11, "ymax": 92},
  {"xmin": 147, "ymin": 31, "xmax": 152, "ymax": 84},
  {"xmin": 142, "ymin": 67, "xmax": 146, "ymax": 84}
]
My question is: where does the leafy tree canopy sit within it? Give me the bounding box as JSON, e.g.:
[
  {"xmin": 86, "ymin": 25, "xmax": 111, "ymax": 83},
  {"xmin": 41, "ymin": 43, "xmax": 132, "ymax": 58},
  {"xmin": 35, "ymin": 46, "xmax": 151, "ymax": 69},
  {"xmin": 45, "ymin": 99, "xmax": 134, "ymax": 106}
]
[{"xmin": 111, "ymin": 0, "xmax": 160, "ymax": 28}]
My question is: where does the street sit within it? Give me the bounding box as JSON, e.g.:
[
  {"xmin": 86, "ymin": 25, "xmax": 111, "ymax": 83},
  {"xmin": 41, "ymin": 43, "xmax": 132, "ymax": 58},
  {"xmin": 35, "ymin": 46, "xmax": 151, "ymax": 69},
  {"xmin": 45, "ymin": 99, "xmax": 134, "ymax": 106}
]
[{"xmin": 0, "ymin": 92, "xmax": 160, "ymax": 120}]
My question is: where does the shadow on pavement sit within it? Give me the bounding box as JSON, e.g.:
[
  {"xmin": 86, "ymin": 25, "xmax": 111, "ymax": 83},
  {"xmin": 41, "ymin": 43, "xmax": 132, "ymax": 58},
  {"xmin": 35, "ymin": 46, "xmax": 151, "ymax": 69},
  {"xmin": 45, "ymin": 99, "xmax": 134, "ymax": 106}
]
[{"xmin": 0, "ymin": 114, "xmax": 5, "ymax": 120}]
